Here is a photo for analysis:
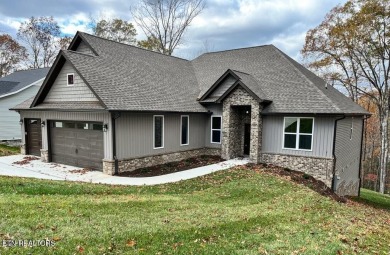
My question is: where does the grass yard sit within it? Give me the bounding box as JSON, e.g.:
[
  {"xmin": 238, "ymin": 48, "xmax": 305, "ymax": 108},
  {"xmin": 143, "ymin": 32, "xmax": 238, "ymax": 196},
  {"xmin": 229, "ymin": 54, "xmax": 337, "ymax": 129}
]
[
  {"xmin": 0, "ymin": 144, "xmax": 20, "ymax": 156},
  {"xmin": 0, "ymin": 167, "xmax": 389, "ymax": 254}
]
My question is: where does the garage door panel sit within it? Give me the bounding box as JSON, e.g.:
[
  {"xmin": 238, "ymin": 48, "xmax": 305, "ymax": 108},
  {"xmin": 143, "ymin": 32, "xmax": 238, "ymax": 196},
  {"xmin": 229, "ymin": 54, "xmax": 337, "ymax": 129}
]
[{"xmin": 50, "ymin": 121, "xmax": 104, "ymax": 171}]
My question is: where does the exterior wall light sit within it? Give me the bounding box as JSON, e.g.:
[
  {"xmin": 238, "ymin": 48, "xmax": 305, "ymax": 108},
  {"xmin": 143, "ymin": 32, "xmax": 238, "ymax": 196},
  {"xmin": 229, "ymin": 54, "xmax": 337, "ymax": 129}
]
[
  {"xmin": 19, "ymin": 119, "xmax": 23, "ymax": 125},
  {"xmin": 41, "ymin": 121, "xmax": 45, "ymax": 127},
  {"xmin": 103, "ymin": 124, "xmax": 108, "ymax": 132}
]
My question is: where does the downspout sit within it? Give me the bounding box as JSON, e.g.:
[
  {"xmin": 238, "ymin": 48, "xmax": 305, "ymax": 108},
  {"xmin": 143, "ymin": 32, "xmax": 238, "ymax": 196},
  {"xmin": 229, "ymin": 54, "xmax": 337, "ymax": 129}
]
[
  {"xmin": 331, "ymin": 115, "xmax": 346, "ymax": 192},
  {"xmin": 111, "ymin": 112, "xmax": 121, "ymax": 175},
  {"xmin": 358, "ymin": 115, "xmax": 371, "ymax": 196}
]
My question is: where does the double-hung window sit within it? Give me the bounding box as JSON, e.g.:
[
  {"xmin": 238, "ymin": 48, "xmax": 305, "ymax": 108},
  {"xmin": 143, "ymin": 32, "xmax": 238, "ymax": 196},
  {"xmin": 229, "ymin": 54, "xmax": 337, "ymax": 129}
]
[
  {"xmin": 211, "ymin": 116, "xmax": 222, "ymax": 144},
  {"xmin": 181, "ymin": 115, "xmax": 189, "ymax": 146},
  {"xmin": 283, "ymin": 117, "xmax": 314, "ymax": 150},
  {"xmin": 153, "ymin": 115, "xmax": 164, "ymax": 149}
]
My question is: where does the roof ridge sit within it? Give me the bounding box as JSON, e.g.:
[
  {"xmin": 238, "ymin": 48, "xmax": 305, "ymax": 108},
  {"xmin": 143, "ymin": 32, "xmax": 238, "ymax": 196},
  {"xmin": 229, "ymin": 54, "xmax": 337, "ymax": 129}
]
[
  {"xmin": 196, "ymin": 44, "xmax": 272, "ymax": 58},
  {"xmin": 272, "ymin": 46, "xmax": 340, "ymax": 112},
  {"xmin": 78, "ymin": 31, "xmax": 190, "ymax": 62},
  {"xmin": 230, "ymin": 69, "xmax": 250, "ymax": 75},
  {"xmin": 65, "ymin": 49, "xmax": 97, "ymax": 57}
]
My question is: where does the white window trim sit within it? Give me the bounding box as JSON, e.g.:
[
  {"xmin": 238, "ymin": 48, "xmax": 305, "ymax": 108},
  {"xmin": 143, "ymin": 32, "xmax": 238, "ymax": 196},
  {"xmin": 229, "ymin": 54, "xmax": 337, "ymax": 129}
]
[
  {"xmin": 67, "ymin": 73, "xmax": 75, "ymax": 86},
  {"xmin": 282, "ymin": 117, "xmax": 314, "ymax": 151},
  {"xmin": 180, "ymin": 115, "xmax": 189, "ymax": 146},
  {"xmin": 211, "ymin": 115, "xmax": 222, "ymax": 144},
  {"xmin": 153, "ymin": 115, "xmax": 164, "ymax": 149}
]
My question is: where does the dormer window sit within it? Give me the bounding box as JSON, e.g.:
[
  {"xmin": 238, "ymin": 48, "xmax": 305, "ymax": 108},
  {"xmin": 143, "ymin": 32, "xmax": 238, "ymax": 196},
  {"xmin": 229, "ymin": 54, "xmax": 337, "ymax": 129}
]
[{"xmin": 67, "ymin": 73, "xmax": 74, "ymax": 86}]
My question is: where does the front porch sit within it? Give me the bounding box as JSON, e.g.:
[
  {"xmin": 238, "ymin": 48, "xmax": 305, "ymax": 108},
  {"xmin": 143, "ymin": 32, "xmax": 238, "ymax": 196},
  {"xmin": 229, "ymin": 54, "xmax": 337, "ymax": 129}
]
[{"xmin": 221, "ymin": 86, "xmax": 263, "ymax": 163}]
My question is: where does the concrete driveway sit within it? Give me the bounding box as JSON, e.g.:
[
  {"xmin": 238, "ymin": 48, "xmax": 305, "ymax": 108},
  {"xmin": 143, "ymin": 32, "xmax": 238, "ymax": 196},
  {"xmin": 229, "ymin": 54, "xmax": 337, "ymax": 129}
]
[{"xmin": 0, "ymin": 155, "xmax": 249, "ymax": 185}]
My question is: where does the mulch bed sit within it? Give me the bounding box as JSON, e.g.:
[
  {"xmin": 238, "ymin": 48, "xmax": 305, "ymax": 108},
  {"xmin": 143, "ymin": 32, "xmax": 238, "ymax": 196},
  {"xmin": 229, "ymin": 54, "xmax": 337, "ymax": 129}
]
[
  {"xmin": 118, "ymin": 155, "xmax": 224, "ymax": 177},
  {"xmin": 243, "ymin": 163, "xmax": 347, "ymax": 203},
  {"xmin": 12, "ymin": 156, "xmax": 40, "ymax": 165}
]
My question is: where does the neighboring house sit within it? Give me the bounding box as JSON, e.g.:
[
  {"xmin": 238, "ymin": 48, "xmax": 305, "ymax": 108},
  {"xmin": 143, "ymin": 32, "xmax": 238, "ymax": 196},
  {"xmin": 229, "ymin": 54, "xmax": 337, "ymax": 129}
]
[
  {"xmin": 0, "ymin": 68, "xmax": 49, "ymax": 141},
  {"xmin": 11, "ymin": 32, "xmax": 369, "ymax": 196}
]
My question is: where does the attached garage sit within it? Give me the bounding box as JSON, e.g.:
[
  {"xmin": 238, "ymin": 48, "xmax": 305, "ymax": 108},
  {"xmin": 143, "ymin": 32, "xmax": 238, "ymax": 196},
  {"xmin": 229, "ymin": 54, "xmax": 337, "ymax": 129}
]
[{"xmin": 49, "ymin": 121, "xmax": 104, "ymax": 170}]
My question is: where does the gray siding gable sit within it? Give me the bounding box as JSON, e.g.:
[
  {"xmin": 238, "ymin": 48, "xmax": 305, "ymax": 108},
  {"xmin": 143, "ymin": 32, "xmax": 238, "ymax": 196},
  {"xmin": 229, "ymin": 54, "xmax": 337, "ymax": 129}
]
[
  {"xmin": 76, "ymin": 41, "xmax": 95, "ymax": 55},
  {"xmin": 208, "ymin": 76, "xmax": 237, "ymax": 99},
  {"xmin": 44, "ymin": 61, "xmax": 99, "ymax": 103}
]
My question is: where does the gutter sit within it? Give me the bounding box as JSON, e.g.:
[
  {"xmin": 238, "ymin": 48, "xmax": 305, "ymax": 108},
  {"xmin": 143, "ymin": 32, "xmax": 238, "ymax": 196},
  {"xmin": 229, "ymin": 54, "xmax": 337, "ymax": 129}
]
[
  {"xmin": 358, "ymin": 115, "xmax": 371, "ymax": 196},
  {"xmin": 111, "ymin": 112, "xmax": 121, "ymax": 175},
  {"xmin": 331, "ymin": 115, "xmax": 346, "ymax": 192}
]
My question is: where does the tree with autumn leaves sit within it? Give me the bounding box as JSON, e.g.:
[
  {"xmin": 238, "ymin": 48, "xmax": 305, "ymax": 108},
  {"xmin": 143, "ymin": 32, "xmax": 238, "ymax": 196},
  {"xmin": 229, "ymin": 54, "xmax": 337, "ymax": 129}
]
[
  {"xmin": 302, "ymin": 0, "xmax": 390, "ymax": 193},
  {"xmin": 0, "ymin": 34, "xmax": 27, "ymax": 77}
]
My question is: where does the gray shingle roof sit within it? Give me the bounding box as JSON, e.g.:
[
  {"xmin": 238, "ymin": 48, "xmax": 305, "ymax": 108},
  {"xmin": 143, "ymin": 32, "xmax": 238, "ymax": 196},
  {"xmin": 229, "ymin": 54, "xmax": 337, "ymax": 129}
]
[
  {"xmin": 28, "ymin": 32, "xmax": 368, "ymax": 115},
  {"xmin": 0, "ymin": 68, "xmax": 49, "ymax": 97},
  {"xmin": 63, "ymin": 33, "xmax": 207, "ymax": 112},
  {"xmin": 231, "ymin": 70, "xmax": 269, "ymax": 101},
  {"xmin": 192, "ymin": 45, "xmax": 369, "ymax": 115}
]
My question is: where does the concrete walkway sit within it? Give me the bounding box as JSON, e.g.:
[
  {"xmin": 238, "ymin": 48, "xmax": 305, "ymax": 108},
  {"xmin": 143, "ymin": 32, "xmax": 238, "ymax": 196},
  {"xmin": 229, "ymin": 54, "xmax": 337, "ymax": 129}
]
[{"xmin": 0, "ymin": 155, "xmax": 249, "ymax": 185}]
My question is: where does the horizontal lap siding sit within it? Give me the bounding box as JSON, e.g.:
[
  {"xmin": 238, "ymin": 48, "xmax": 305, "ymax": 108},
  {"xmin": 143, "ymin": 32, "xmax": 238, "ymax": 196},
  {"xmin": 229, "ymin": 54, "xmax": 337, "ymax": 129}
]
[
  {"xmin": 44, "ymin": 61, "xmax": 98, "ymax": 102},
  {"xmin": 262, "ymin": 115, "xmax": 335, "ymax": 158},
  {"xmin": 20, "ymin": 111, "xmax": 112, "ymax": 160},
  {"xmin": 0, "ymin": 86, "xmax": 40, "ymax": 140},
  {"xmin": 115, "ymin": 113, "xmax": 207, "ymax": 159}
]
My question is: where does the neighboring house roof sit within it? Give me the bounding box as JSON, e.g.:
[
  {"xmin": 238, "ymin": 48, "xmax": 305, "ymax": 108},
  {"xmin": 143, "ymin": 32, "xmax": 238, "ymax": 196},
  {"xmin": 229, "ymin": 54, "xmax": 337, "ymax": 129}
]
[
  {"xmin": 0, "ymin": 68, "xmax": 49, "ymax": 98},
  {"xmin": 19, "ymin": 32, "xmax": 368, "ymax": 115}
]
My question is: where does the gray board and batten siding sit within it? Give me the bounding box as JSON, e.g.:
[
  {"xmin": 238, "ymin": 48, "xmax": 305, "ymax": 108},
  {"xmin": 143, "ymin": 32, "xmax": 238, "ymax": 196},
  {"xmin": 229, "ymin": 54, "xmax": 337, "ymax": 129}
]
[
  {"xmin": 261, "ymin": 115, "xmax": 335, "ymax": 159},
  {"xmin": 115, "ymin": 112, "xmax": 208, "ymax": 160},
  {"xmin": 44, "ymin": 61, "xmax": 98, "ymax": 103},
  {"xmin": 333, "ymin": 116, "xmax": 363, "ymax": 195},
  {"xmin": 20, "ymin": 111, "xmax": 112, "ymax": 160}
]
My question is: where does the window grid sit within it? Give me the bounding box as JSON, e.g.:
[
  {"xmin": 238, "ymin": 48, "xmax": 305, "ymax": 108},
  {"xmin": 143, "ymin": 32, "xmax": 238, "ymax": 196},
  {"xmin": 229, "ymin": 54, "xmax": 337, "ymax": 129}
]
[{"xmin": 283, "ymin": 117, "xmax": 314, "ymax": 151}]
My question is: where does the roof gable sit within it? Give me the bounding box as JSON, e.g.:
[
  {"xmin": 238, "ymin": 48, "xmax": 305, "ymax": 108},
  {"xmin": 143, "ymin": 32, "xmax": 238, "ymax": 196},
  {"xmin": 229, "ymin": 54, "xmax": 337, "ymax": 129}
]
[
  {"xmin": 199, "ymin": 69, "xmax": 270, "ymax": 104},
  {"xmin": 31, "ymin": 51, "xmax": 106, "ymax": 109}
]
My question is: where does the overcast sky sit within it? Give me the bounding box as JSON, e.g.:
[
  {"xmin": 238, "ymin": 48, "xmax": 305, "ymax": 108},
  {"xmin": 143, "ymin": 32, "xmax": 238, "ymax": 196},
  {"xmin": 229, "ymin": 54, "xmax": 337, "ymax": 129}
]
[{"xmin": 0, "ymin": 0, "xmax": 346, "ymax": 60}]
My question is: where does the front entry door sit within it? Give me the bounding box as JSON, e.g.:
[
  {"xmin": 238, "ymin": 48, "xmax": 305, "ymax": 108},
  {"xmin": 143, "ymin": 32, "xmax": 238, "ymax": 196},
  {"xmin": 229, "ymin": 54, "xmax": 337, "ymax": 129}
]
[
  {"xmin": 244, "ymin": 123, "xmax": 251, "ymax": 155},
  {"xmin": 25, "ymin": 119, "xmax": 42, "ymax": 156}
]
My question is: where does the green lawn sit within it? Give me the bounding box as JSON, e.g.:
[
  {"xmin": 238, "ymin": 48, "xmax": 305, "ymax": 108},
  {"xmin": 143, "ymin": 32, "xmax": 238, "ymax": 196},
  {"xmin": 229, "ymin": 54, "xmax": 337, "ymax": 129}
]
[
  {"xmin": 0, "ymin": 168, "xmax": 389, "ymax": 254},
  {"xmin": 0, "ymin": 144, "xmax": 20, "ymax": 156}
]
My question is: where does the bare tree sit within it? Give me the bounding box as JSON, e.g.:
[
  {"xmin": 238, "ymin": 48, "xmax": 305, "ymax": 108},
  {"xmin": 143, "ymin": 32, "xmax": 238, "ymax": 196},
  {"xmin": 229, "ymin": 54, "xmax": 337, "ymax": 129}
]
[
  {"xmin": 17, "ymin": 16, "xmax": 60, "ymax": 68},
  {"xmin": 91, "ymin": 18, "xmax": 137, "ymax": 45},
  {"xmin": 131, "ymin": 0, "xmax": 205, "ymax": 55}
]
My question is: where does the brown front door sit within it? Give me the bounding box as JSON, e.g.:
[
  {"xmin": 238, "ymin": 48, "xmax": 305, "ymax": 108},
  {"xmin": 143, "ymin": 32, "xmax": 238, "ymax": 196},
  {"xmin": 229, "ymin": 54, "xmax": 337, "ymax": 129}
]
[
  {"xmin": 25, "ymin": 119, "xmax": 42, "ymax": 156},
  {"xmin": 244, "ymin": 123, "xmax": 251, "ymax": 155}
]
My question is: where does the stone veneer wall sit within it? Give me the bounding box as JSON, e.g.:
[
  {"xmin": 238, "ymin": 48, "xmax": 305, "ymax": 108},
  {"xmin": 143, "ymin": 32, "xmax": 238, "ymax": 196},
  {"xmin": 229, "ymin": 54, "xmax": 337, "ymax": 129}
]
[
  {"xmin": 40, "ymin": 149, "xmax": 49, "ymax": 162},
  {"xmin": 103, "ymin": 148, "xmax": 221, "ymax": 175},
  {"xmin": 20, "ymin": 144, "xmax": 26, "ymax": 155},
  {"xmin": 222, "ymin": 86, "xmax": 262, "ymax": 163},
  {"xmin": 260, "ymin": 153, "xmax": 334, "ymax": 187}
]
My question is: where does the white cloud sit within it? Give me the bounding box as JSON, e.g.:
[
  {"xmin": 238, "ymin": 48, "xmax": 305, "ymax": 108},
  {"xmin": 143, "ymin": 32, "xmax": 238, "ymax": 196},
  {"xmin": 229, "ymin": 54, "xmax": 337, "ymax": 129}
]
[{"xmin": 57, "ymin": 12, "xmax": 92, "ymax": 35}]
